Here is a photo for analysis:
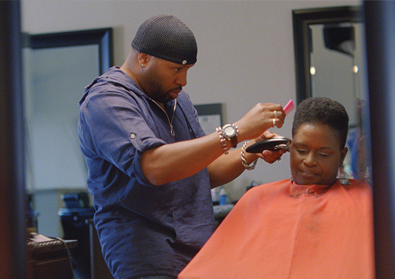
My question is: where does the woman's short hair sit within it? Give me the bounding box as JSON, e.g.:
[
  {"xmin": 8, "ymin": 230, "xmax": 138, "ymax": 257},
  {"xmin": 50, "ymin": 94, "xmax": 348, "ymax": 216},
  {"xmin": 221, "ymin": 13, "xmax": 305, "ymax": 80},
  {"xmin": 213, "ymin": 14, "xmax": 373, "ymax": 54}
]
[{"xmin": 292, "ymin": 97, "xmax": 349, "ymax": 149}]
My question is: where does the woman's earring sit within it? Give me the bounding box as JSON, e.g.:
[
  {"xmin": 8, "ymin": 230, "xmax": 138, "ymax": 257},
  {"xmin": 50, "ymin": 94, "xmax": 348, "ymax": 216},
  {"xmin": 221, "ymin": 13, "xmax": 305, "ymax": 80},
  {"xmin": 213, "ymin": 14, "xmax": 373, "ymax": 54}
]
[{"xmin": 338, "ymin": 167, "xmax": 351, "ymax": 185}]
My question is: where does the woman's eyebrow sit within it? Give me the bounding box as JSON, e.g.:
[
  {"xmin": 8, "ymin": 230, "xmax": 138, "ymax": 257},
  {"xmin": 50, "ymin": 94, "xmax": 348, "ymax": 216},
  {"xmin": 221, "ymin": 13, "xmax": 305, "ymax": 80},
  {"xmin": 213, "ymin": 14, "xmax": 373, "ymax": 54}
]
[{"xmin": 294, "ymin": 143, "xmax": 333, "ymax": 151}]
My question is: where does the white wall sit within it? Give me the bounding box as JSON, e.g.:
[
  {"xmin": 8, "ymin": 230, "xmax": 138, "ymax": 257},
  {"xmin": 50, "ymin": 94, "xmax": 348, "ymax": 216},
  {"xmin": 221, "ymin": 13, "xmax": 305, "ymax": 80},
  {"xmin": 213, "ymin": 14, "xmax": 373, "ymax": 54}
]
[{"xmin": 21, "ymin": 0, "xmax": 361, "ymax": 201}]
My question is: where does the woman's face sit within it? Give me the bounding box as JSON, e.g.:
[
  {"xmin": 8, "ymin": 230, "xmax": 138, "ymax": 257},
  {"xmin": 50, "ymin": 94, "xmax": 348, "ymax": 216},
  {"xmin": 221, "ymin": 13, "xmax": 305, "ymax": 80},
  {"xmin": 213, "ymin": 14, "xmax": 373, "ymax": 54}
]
[{"xmin": 290, "ymin": 123, "xmax": 348, "ymax": 185}]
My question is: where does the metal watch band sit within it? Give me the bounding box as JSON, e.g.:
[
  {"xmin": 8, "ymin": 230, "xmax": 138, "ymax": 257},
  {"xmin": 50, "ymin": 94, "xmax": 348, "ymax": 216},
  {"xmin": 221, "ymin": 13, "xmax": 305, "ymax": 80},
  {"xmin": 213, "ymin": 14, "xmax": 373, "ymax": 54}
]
[{"xmin": 216, "ymin": 127, "xmax": 230, "ymax": 154}]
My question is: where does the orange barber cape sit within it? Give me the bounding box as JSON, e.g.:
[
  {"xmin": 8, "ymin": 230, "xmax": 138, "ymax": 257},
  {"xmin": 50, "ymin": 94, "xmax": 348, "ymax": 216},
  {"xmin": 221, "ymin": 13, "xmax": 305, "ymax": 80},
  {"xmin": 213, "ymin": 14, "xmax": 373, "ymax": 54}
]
[{"xmin": 178, "ymin": 179, "xmax": 375, "ymax": 279}]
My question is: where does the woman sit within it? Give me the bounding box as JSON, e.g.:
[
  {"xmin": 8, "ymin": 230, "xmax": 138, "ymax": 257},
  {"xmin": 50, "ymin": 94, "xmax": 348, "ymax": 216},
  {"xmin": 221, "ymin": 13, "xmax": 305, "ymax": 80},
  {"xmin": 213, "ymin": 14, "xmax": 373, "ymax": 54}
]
[{"xmin": 178, "ymin": 97, "xmax": 375, "ymax": 279}]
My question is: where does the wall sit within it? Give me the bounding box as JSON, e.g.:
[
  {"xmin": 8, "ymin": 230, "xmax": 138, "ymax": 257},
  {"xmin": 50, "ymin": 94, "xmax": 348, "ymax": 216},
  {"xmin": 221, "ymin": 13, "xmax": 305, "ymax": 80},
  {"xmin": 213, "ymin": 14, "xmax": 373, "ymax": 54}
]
[{"xmin": 21, "ymin": 0, "xmax": 360, "ymax": 204}]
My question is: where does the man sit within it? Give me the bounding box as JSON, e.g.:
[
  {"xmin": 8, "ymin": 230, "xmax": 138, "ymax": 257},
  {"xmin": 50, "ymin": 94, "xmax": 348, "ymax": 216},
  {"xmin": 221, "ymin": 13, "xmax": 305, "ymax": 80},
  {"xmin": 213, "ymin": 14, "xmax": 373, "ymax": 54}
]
[{"xmin": 78, "ymin": 14, "xmax": 286, "ymax": 279}]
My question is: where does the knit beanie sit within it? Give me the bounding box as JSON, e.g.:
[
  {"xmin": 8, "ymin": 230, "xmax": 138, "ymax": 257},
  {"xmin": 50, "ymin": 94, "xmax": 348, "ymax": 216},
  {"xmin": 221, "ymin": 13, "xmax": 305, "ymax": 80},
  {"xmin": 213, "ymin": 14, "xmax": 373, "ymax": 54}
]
[{"xmin": 132, "ymin": 14, "xmax": 197, "ymax": 65}]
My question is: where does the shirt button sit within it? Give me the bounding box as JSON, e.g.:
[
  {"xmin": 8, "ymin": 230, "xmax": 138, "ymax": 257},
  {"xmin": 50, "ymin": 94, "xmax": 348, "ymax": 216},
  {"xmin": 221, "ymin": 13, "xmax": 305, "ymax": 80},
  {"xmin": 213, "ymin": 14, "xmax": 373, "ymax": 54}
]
[{"xmin": 130, "ymin": 133, "xmax": 136, "ymax": 139}]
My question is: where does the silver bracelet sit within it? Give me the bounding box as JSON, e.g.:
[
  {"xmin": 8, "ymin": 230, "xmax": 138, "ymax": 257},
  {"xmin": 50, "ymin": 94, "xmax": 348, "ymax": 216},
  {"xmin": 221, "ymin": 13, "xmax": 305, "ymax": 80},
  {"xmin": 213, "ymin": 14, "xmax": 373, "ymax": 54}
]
[
  {"xmin": 216, "ymin": 127, "xmax": 230, "ymax": 154},
  {"xmin": 241, "ymin": 141, "xmax": 258, "ymax": 170}
]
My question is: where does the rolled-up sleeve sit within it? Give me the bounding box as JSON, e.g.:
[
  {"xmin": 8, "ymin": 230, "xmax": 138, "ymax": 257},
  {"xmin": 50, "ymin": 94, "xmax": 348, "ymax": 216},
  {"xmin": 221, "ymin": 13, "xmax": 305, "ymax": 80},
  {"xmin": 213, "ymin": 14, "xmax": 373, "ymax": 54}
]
[{"xmin": 79, "ymin": 89, "xmax": 164, "ymax": 185}]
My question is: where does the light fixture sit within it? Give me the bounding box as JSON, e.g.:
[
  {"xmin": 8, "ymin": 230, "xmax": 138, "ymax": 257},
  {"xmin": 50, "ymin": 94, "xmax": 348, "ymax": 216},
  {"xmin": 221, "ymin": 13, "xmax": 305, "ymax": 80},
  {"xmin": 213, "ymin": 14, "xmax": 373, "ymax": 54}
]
[{"xmin": 310, "ymin": 66, "xmax": 316, "ymax": 75}]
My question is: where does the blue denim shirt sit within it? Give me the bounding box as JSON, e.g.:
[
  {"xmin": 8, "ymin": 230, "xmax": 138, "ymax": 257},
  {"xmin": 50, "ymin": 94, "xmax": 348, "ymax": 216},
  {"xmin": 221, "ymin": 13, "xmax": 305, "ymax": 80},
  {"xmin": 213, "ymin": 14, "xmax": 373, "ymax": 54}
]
[{"xmin": 78, "ymin": 67, "xmax": 215, "ymax": 278}]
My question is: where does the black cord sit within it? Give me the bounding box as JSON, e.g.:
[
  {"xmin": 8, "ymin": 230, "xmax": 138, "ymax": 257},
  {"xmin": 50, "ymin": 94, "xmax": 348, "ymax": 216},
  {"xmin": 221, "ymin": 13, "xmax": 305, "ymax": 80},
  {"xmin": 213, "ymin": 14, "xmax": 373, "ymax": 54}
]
[{"xmin": 54, "ymin": 237, "xmax": 75, "ymax": 279}]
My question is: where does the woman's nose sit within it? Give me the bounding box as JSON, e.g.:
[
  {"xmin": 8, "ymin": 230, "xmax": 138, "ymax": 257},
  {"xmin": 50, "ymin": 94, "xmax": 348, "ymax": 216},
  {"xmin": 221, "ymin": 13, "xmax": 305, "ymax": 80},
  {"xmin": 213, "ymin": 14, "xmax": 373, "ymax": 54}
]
[{"xmin": 303, "ymin": 152, "xmax": 316, "ymax": 166}]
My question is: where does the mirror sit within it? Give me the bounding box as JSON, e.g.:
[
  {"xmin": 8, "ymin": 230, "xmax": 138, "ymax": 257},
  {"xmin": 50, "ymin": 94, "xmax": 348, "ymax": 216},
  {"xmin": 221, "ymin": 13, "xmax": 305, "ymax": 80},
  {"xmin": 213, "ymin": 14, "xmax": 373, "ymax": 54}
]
[
  {"xmin": 292, "ymin": 6, "xmax": 369, "ymax": 180},
  {"xmin": 293, "ymin": 6, "xmax": 364, "ymax": 104},
  {"xmin": 23, "ymin": 28, "xmax": 113, "ymax": 237}
]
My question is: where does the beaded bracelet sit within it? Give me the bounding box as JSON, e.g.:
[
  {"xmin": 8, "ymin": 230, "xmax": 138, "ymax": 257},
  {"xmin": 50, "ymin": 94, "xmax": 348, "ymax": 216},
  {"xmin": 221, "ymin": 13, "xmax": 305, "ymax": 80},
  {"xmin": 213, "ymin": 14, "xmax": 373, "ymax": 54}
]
[
  {"xmin": 241, "ymin": 141, "xmax": 258, "ymax": 170},
  {"xmin": 216, "ymin": 127, "xmax": 230, "ymax": 154}
]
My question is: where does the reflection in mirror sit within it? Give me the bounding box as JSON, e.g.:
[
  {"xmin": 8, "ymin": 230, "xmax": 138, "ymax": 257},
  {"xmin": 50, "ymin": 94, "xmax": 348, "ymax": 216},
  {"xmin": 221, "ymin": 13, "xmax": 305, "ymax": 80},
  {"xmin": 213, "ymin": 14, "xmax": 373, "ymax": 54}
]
[
  {"xmin": 23, "ymin": 29, "xmax": 113, "ymax": 238},
  {"xmin": 309, "ymin": 22, "xmax": 365, "ymax": 126},
  {"xmin": 292, "ymin": 6, "xmax": 364, "ymax": 103},
  {"xmin": 293, "ymin": 6, "xmax": 370, "ymax": 180}
]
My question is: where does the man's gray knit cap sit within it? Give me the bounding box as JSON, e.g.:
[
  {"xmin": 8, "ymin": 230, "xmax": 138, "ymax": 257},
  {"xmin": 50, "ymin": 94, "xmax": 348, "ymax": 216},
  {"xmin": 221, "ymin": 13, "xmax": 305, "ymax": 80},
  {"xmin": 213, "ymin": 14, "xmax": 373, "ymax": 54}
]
[{"xmin": 132, "ymin": 14, "xmax": 197, "ymax": 65}]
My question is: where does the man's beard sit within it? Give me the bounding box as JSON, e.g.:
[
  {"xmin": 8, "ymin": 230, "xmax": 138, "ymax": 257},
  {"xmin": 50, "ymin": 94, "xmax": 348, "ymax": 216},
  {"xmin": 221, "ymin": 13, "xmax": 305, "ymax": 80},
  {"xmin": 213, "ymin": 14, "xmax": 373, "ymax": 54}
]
[
  {"xmin": 149, "ymin": 87, "xmax": 179, "ymax": 103},
  {"xmin": 148, "ymin": 80, "xmax": 182, "ymax": 104},
  {"xmin": 144, "ymin": 68, "xmax": 181, "ymax": 103}
]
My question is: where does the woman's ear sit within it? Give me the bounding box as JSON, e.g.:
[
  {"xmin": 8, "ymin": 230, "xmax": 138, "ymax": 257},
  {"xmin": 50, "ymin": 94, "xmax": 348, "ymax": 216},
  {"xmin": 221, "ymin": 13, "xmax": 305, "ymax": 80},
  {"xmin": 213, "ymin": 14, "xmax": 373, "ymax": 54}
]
[{"xmin": 340, "ymin": 147, "xmax": 348, "ymax": 166}]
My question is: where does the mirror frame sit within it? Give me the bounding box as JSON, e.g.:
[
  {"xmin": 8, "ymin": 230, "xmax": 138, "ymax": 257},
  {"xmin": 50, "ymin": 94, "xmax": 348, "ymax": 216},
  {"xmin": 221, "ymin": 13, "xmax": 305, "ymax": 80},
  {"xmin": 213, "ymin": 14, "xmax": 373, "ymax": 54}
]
[
  {"xmin": 23, "ymin": 28, "xmax": 113, "ymax": 192},
  {"xmin": 22, "ymin": 28, "xmax": 113, "ymax": 236},
  {"xmin": 25, "ymin": 28, "xmax": 113, "ymax": 75},
  {"xmin": 292, "ymin": 6, "xmax": 363, "ymax": 104}
]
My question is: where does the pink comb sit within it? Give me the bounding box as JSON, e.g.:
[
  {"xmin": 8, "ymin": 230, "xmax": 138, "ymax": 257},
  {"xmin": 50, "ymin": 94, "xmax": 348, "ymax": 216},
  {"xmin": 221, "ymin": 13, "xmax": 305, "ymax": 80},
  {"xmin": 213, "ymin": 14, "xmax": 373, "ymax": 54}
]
[{"xmin": 284, "ymin": 99, "xmax": 294, "ymax": 115}]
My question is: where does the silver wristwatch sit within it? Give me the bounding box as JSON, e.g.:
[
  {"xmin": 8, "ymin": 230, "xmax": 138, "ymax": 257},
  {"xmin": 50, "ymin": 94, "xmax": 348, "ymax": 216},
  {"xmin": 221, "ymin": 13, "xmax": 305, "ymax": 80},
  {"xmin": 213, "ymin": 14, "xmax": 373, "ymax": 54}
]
[{"xmin": 221, "ymin": 124, "xmax": 239, "ymax": 148}]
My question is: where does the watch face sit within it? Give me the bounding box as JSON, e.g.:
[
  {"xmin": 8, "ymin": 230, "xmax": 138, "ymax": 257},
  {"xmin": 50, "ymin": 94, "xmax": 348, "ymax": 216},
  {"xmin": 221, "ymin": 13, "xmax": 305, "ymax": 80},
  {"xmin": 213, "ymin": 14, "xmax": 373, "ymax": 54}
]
[{"xmin": 223, "ymin": 126, "xmax": 235, "ymax": 137}]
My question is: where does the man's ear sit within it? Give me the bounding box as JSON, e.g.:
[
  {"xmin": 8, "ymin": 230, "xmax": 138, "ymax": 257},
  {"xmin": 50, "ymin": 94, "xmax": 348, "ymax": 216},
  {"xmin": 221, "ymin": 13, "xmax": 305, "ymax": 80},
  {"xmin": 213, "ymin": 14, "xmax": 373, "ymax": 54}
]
[{"xmin": 138, "ymin": 53, "xmax": 150, "ymax": 67}]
